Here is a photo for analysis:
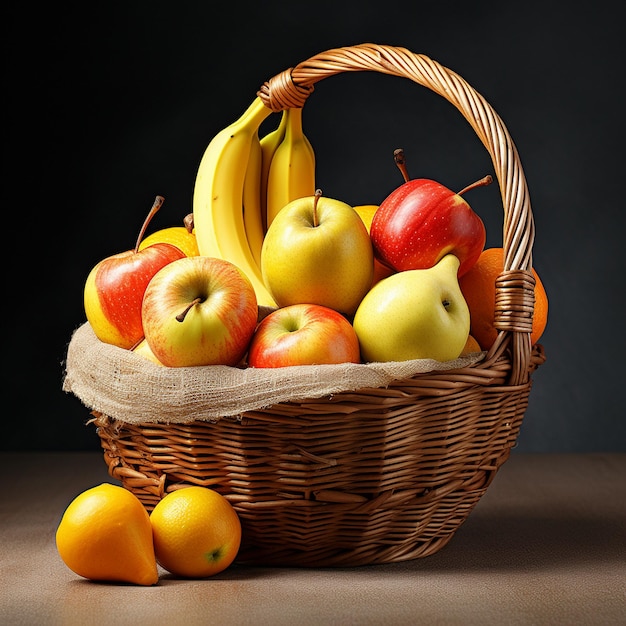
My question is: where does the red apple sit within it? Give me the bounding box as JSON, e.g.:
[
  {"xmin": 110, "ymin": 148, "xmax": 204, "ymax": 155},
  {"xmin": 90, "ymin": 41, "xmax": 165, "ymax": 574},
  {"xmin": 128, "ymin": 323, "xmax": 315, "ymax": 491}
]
[
  {"xmin": 370, "ymin": 149, "xmax": 490, "ymax": 277},
  {"xmin": 84, "ymin": 196, "xmax": 186, "ymax": 349},
  {"xmin": 142, "ymin": 256, "xmax": 258, "ymax": 367},
  {"xmin": 248, "ymin": 303, "xmax": 361, "ymax": 368}
]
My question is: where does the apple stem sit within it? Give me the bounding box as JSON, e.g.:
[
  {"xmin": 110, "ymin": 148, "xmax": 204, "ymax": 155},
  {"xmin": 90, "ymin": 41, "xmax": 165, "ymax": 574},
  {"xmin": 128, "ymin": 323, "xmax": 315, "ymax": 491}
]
[
  {"xmin": 393, "ymin": 148, "xmax": 411, "ymax": 183},
  {"xmin": 457, "ymin": 175, "xmax": 493, "ymax": 196},
  {"xmin": 134, "ymin": 195, "xmax": 165, "ymax": 253},
  {"xmin": 176, "ymin": 297, "xmax": 202, "ymax": 323},
  {"xmin": 312, "ymin": 188, "xmax": 323, "ymax": 227}
]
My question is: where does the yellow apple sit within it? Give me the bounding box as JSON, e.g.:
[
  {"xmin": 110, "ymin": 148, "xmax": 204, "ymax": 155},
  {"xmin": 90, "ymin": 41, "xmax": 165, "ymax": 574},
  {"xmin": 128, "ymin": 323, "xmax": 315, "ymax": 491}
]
[
  {"xmin": 261, "ymin": 192, "xmax": 374, "ymax": 317},
  {"xmin": 132, "ymin": 338, "xmax": 164, "ymax": 365}
]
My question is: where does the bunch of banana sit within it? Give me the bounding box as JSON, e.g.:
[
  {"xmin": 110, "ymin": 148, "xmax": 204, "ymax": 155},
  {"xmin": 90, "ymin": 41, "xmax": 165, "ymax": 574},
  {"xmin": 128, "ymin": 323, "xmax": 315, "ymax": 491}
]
[
  {"xmin": 192, "ymin": 97, "xmax": 277, "ymax": 307},
  {"xmin": 242, "ymin": 127, "xmax": 264, "ymax": 269},
  {"xmin": 264, "ymin": 107, "xmax": 316, "ymax": 229},
  {"xmin": 258, "ymin": 110, "xmax": 288, "ymax": 232},
  {"xmin": 192, "ymin": 98, "xmax": 317, "ymax": 309}
]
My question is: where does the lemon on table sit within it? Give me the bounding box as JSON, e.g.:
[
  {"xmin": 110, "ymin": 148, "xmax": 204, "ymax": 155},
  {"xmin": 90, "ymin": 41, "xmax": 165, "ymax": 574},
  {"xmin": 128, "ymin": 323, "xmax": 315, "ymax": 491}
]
[
  {"xmin": 139, "ymin": 226, "xmax": 200, "ymax": 257},
  {"xmin": 150, "ymin": 486, "xmax": 242, "ymax": 578},
  {"xmin": 56, "ymin": 483, "xmax": 158, "ymax": 586}
]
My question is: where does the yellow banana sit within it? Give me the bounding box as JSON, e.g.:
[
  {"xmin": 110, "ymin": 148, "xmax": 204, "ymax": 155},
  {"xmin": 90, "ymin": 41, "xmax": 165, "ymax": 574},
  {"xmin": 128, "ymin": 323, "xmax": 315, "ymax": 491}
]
[
  {"xmin": 192, "ymin": 97, "xmax": 277, "ymax": 308},
  {"xmin": 265, "ymin": 107, "xmax": 316, "ymax": 229},
  {"xmin": 242, "ymin": 129, "xmax": 264, "ymax": 269},
  {"xmin": 258, "ymin": 110, "xmax": 287, "ymax": 233}
]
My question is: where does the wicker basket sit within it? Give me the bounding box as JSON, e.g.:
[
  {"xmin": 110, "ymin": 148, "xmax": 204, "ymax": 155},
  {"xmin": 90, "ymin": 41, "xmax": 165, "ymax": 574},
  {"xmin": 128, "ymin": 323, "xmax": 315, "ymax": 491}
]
[{"xmin": 67, "ymin": 44, "xmax": 546, "ymax": 567}]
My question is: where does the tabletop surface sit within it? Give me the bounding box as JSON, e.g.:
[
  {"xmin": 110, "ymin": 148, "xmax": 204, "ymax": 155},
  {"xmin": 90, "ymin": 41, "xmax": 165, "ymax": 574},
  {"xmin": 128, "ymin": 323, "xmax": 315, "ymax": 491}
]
[{"xmin": 1, "ymin": 451, "xmax": 625, "ymax": 625}]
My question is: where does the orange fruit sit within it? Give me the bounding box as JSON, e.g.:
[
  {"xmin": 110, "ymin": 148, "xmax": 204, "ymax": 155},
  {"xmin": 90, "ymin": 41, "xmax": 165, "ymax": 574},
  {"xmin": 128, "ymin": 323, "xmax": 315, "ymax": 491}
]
[
  {"xmin": 139, "ymin": 226, "xmax": 200, "ymax": 257},
  {"xmin": 56, "ymin": 483, "xmax": 158, "ymax": 586},
  {"xmin": 461, "ymin": 334, "xmax": 482, "ymax": 355},
  {"xmin": 353, "ymin": 204, "xmax": 396, "ymax": 285},
  {"xmin": 459, "ymin": 247, "xmax": 548, "ymax": 350},
  {"xmin": 150, "ymin": 486, "xmax": 241, "ymax": 578}
]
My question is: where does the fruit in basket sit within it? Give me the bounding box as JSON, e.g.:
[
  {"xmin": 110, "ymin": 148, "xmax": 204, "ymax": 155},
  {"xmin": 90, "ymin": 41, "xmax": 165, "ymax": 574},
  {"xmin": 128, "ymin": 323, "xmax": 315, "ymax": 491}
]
[
  {"xmin": 258, "ymin": 109, "xmax": 288, "ymax": 232},
  {"xmin": 353, "ymin": 254, "xmax": 470, "ymax": 362},
  {"xmin": 192, "ymin": 96, "xmax": 277, "ymax": 307},
  {"xmin": 150, "ymin": 486, "xmax": 242, "ymax": 578},
  {"xmin": 459, "ymin": 247, "xmax": 549, "ymax": 350},
  {"xmin": 248, "ymin": 303, "xmax": 361, "ymax": 367},
  {"xmin": 132, "ymin": 338, "xmax": 164, "ymax": 365},
  {"xmin": 141, "ymin": 256, "xmax": 258, "ymax": 367},
  {"xmin": 242, "ymin": 122, "xmax": 265, "ymax": 268},
  {"xmin": 353, "ymin": 204, "xmax": 396, "ymax": 286},
  {"xmin": 265, "ymin": 106, "xmax": 316, "ymax": 229},
  {"xmin": 370, "ymin": 149, "xmax": 489, "ymax": 277},
  {"xmin": 461, "ymin": 334, "xmax": 482, "ymax": 355},
  {"xmin": 55, "ymin": 483, "xmax": 158, "ymax": 586},
  {"xmin": 84, "ymin": 196, "xmax": 186, "ymax": 350},
  {"xmin": 138, "ymin": 213, "xmax": 200, "ymax": 257},
  {"xmin": 261, "ymin": 190, "xmax": 374, "ymax": 316}
]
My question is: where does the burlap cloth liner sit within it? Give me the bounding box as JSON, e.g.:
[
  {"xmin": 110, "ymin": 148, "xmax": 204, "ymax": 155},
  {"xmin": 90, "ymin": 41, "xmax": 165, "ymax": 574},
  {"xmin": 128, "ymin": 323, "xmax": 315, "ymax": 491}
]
[{"xmin": 62, "ymin": 322, "xmax": 485, "ymax": 425}]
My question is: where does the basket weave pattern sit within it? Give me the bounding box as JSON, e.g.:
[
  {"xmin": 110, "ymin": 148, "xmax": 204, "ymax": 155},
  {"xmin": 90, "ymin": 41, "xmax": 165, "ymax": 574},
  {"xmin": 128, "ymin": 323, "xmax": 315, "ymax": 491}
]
[{"xmin": 85, "ymin": 44, "xmax": 545, "ymax": 567}]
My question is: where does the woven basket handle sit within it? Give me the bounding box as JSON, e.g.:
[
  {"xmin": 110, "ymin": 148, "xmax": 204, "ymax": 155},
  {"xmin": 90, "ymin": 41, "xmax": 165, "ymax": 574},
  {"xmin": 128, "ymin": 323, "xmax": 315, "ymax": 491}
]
[{"xmin": 258, "ymin": 44, "xmax": 536, "ymax": 384}]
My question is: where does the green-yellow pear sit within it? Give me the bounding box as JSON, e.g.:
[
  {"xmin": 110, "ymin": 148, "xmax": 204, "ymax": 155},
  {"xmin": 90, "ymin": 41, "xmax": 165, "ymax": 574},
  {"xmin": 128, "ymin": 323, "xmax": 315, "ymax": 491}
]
[
  {"xmin": 353, "ymin": 254, "xmax": 470, "ymax": 362},
  {"xmin": 261, "ymin": 191, "xmax": 374, "ymax": 316}
]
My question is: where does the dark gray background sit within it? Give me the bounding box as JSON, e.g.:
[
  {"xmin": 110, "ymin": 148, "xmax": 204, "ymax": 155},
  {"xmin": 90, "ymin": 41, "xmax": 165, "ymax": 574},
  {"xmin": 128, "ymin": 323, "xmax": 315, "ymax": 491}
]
[{"xmin": 5, "ymin": 1, "xmax": 624, "ymax": 452}]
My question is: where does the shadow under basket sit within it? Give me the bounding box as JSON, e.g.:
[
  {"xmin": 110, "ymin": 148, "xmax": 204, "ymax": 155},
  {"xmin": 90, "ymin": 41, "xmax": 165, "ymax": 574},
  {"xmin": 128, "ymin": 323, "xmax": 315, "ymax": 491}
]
[{"xmin": 67, "ymin": 44, "xmax": 547, "ymax": 567}]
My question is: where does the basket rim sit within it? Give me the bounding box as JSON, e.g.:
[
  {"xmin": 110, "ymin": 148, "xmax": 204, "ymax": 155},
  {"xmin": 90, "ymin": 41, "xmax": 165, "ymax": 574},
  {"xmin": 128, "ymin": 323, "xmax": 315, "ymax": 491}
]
[{"xmin": 63, "ymin": 320, "xmax": 492, "ymax": 426}]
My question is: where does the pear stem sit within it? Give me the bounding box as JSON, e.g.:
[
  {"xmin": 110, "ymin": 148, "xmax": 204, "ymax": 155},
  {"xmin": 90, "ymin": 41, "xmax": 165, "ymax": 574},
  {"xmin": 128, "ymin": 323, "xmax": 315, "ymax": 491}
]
[
  {"xmin": 457, "ymin": 175, "xmax": 493, "ymax": 196},
  {"xmin": 176, "ymin": 297, "xmax": 202, "ymax": 322},
  {"xmin": 312, "ymin": 188, "xmax": 323, "ymax": 227},
  {"xmin": 134, "ymin": 195, "xmax": 165, "ymax": 253},
  {"xmin": 393, "ymin": 148, "xmax": 410, "ymax": 183}
]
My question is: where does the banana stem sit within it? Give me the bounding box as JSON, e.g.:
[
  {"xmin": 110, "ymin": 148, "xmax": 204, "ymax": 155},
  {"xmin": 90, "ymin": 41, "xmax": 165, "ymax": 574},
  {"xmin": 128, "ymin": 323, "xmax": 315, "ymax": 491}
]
[{"xmin": 134, "ymin": 195, "xmax": 164, "ymax": 253}]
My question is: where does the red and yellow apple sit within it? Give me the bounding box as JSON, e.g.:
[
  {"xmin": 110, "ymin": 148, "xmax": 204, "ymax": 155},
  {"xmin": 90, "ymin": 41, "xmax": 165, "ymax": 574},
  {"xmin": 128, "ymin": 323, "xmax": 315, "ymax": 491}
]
[
  {"xmin": 261, "ymin": 191, "xmax": 374, "ymax": 317},
  {"xmin": 248, "ymin": 303, "xmax": 361, "ymax": 368},
  {"xmin": 84, "ymin": 196, "xmax": 186, "ymax": 349},
  {"xmin": 141, "ymin": 256, "xmax": 258, "ymax": 367}
]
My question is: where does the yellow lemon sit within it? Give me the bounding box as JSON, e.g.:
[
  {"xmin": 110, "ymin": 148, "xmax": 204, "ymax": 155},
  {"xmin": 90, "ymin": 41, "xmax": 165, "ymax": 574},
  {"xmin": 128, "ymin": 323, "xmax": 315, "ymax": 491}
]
[
  {"xmin": 139, "ymin": 226, "xmax": 200, "ymax": 257},
  {"xmin": 150, "ymin": 486, "xmax": 241, "ymax": 578}
]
